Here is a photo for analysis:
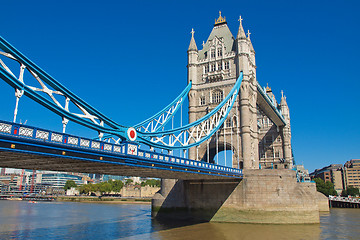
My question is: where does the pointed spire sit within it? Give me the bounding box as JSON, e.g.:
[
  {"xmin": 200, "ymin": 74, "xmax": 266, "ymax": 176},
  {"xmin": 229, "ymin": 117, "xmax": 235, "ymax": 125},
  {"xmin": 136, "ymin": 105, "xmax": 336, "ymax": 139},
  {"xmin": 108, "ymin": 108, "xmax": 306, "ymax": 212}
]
[
  {"xmin": 188, "ymin": 28, "xmax": 198, "ymax": 51},
  {"xmin": 247, "ymin": 29, "xmax": 251, "ymax": 40},
  {"xmin": 280, "ymin": 90, "xmax": 288, "ymax": 106},
  {"xmin": 247, "ymin": 29, "xmax": 255, "ymax": 52},
  {"xmin": 237, "ymin": 15, "xmax": 246, "ymax": 39}
]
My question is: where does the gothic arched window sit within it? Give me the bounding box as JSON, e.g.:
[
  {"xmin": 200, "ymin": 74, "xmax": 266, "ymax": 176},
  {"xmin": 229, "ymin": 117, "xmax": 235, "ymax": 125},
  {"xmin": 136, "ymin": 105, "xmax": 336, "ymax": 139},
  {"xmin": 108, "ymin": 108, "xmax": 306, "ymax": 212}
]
[{"xmin": 212, "ymin": 90, "xmax": 223, "ymax": 104}]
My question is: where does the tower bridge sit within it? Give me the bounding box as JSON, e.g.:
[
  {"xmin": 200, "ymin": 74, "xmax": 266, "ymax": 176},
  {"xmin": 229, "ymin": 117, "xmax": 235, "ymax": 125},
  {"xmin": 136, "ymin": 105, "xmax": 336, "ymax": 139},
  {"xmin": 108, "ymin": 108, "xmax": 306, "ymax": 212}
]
[{"xmin": 0, "ymin": 13, "xmax": 326, "ymax": 224}]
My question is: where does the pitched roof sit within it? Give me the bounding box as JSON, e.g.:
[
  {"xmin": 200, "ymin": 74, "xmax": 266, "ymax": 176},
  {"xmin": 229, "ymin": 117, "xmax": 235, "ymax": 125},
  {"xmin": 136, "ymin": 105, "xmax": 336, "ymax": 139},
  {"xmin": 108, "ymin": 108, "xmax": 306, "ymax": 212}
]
[{"xmin": 198, "ymin": 24, "xmax": 235, "ymax": 60}]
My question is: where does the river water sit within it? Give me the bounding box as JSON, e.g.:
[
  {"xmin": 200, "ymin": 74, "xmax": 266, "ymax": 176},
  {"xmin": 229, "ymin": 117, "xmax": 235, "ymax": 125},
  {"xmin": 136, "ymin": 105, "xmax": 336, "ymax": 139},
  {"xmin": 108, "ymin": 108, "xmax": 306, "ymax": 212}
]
[{"xmin": 0, "ymin": 201, "xmax": 358, "ymax": 240}]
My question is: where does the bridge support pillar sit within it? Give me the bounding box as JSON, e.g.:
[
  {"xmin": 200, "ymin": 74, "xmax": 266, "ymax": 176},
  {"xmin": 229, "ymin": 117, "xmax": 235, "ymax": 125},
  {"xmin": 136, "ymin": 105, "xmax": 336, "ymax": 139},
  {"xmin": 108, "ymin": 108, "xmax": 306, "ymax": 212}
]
[{"xmin": 152, "ymin": 170, "xmax": 326, "ymax": 224}]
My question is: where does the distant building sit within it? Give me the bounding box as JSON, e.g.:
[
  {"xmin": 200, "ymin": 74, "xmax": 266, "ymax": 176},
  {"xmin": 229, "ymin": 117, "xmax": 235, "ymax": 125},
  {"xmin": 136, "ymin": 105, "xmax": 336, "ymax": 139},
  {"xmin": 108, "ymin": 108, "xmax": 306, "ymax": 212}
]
[
  {"xmin": 36, "ymin": 172, "xmax": 84, "ymax": 189},
  {"xmin": 310, "ymin": 164, "xmax": 344, "ymax": 194},
  {"xmin": 343, "ymin": 159, "xmax": 360, "ymax": 189},
  {"xmin": 310, "ymin": 161, "xmax": 360, "ymax": 194}
]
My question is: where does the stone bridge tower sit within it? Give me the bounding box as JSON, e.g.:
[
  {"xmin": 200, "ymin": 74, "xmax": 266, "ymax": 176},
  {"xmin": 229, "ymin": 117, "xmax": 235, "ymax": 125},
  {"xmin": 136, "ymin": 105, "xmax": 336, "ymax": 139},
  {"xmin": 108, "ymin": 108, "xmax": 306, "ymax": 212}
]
[{"xmin": 187, "ymin": 13, "xmax": 292, "ymax": 170}]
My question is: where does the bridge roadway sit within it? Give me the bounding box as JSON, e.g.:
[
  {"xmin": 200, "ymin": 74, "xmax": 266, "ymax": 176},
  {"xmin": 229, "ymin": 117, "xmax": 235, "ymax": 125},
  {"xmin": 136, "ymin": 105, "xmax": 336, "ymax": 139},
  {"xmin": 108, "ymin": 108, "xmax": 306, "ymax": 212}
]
[{"xmin": 0, "ymin": 120, "xmax": 242, "ymax": 180}]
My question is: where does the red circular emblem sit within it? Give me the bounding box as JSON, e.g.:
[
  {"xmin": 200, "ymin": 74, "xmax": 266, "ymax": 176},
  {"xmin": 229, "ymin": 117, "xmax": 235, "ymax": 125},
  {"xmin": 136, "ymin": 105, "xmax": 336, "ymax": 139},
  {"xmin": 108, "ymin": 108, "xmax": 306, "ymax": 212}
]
[
  {"xmin": 127, "ymin": 127, "xmax": 137, "ymax": 141},
  {"xmin": 130, "ymin": 130, "xmax": 135, "ymax": 139}
]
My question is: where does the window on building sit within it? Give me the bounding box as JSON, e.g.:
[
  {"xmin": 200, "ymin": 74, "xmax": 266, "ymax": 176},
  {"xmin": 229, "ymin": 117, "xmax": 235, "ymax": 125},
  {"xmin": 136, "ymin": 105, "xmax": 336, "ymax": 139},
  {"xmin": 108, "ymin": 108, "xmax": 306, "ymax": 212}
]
[
  {"xmin": 224, "ymin": 61, "xmax": 229, "ymax": 70},
  {"xmin": 204, "ymin": 65, "xmax": 209, "ymax": 73},
  {"xmin": 275, "ymin": 151, "xmax": 280, "ymax": 158},
  {"xmin": 226, "ymin": 119, "xmax": 232, "ymax": 128},
  {"xmin": 200, "ymin": 96, "xmax": 206, "ymax": 105},
  {"xmin": 217, "ymin": 48, "xmax": 222, "ymax": 57},
  {"xmin": 211, "ymin": 64, "xmax": 216, "ymax": 72},
  {"xmin": 212, "ymin": 90, "xmax": 223, "ymax": 103},
  {"xmin": 204, "ymin": 52, "xmax": 207, "ymax": 59},
  {"xmin": 218, "ymin": 62, "xmax": 222, "ymax": 71},
  {"xmin": 211, "ymin": 49, "xmax": 215, "ymax": 58}
]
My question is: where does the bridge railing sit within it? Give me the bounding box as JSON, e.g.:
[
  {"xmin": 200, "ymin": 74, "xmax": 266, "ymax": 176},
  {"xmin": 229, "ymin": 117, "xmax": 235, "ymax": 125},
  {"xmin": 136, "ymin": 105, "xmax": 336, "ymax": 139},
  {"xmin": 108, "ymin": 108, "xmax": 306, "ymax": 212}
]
[
  {"xmin": 0, "ymin": 120, "xmax": 242, "ymax": 176},
  {"xmin": 329, "ymin": 195, "xmax": 360, "ymax": 203}
]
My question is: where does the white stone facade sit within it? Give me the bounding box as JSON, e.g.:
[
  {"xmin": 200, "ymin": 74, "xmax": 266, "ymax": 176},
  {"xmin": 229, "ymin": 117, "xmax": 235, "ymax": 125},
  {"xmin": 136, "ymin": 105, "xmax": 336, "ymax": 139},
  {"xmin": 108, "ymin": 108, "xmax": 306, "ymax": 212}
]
[{"xmin": 187, "ymin": 13, "xmax": 292, "ymax": 169}]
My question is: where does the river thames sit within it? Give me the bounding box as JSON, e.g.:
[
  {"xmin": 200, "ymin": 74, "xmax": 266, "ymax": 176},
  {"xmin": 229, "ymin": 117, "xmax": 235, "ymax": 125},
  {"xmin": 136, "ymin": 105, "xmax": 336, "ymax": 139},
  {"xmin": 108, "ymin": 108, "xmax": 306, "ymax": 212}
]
[{"xmin": 0, "ymin": 201, "xmax": 359, "ymax": 239}]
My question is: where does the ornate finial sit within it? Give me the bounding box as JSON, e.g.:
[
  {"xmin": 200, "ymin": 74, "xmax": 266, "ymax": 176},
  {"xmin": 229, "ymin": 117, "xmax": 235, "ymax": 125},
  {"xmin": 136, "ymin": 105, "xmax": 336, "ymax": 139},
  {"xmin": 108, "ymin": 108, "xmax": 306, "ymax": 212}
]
[
  {"xmin": 191, "ymin": 28, "xmax": 195, "ymax": 37},
  {"xmin": 202, "ymin": 41, "xmax": 205, "ymax": 47},
  {"xmin": 281, "ymin": 90, "xmax": 284, "ymax": 98},
  {"xmin": 238, "ymin": 15, "xmax": 243, "ymax": 25},
  {"xmin": 266, "ymin": 83, "xmax": 272, "ymax": 92},
  {"xmin": 215, "ymin": 11, "xmax": 226, "ymax": 25},
  {"xmin": 247, "ymin": 30, "xmax": 251, "ymax": 39}
]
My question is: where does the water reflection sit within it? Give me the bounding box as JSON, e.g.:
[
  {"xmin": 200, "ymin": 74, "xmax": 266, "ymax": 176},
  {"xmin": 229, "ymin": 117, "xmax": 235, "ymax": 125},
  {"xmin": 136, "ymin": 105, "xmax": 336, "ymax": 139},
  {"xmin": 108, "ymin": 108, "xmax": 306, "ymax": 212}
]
[{"xmin": 0, "ymin": 201, "xmax": 359, "ymax": 239}]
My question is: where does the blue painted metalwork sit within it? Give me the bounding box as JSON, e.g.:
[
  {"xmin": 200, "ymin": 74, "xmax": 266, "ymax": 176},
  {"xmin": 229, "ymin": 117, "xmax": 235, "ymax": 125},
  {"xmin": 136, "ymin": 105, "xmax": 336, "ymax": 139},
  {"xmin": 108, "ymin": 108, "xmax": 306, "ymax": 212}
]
[
  {"xmin": 134, "ymin": 81, "xmax": 192, "ymax": 133},
  {"xmin": 0, "ymin": 120, "xmax": 242, "ymax": 178},
  {"xmin": 136, "ymin": 73, "xmax": 243, "ymax": 150},
  {"xmin": 0, "ymin": 36, "xmax": 129, "ymax": 139}
]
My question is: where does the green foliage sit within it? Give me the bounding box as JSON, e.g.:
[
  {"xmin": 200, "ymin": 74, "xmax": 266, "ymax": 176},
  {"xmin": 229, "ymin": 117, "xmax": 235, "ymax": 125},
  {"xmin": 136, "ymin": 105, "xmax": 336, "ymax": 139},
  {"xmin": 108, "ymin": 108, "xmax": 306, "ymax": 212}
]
[
  {"xmin": 78, "ymin": 180, "xmax": 124, "ymax": 195},
  {"xmin": 109, "ymin": 179, "xmax": 124, "ymax": 192},
  {"xmin": 313, "ymin": 178, "xmax": 337, "ymax": 196},
  {"xmin": 125, "ymin": 179, "xmax": 133, "ymax": 186},
  {"xmin": 141, "ymin": 179, "xmax": 160, "ymax": 187},
  {"xmin": 341, "ymin": 186, "xmax": 360, "ymax": 197},
  {"xmin": 64, "ymin": 180, "xmax": 77, "ymax": 190}
]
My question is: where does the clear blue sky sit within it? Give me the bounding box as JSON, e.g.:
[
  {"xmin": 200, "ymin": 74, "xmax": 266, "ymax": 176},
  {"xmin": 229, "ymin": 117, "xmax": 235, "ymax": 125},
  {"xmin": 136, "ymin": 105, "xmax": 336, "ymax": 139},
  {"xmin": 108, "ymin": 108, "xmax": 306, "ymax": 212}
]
[{"xmin": 0, "ymin": 0, "xmax": 359, "ymax": 172}]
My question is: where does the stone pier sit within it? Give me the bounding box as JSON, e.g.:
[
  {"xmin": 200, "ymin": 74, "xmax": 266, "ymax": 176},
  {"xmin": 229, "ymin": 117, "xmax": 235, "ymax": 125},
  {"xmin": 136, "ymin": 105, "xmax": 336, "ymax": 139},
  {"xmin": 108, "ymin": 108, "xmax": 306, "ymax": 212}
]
[{"xmin": 152, "ymin": 169, "xmax": 328, "ymax": 224}]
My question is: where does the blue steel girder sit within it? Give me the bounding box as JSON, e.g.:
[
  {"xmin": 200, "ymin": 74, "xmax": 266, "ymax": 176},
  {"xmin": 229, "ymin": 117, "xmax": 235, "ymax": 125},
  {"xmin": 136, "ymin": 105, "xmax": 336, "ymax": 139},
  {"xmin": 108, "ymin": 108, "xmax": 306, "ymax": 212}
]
[
  {"xmin": 0, "ymin": 36, "xmax": 243, "ymax": 152},
  {"xmin": 136, "ymin": 73, "xmax": 243, "ymax": 150},
  {"xmin": 134, "ymin": 81, "xmax": 192, "ymax": 133},
  {"xmin": 0, "ymin": 36, "xmax": 128, "ymax": 139}
]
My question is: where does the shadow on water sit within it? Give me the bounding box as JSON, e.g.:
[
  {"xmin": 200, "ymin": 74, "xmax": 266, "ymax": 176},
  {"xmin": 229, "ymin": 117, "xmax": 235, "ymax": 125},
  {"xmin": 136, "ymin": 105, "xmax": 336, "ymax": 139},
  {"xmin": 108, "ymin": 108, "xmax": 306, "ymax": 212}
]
[{"xmin": 149, "ymin": 220, "xmax": 321, "ymax": 240}]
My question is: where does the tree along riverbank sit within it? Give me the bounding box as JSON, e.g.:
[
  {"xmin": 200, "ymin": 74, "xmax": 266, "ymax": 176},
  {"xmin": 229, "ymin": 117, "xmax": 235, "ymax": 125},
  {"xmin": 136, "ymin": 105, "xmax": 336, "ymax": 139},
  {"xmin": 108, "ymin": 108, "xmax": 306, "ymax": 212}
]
[{"xmin": 56, "ymin": 196, "xmax": 151, "ymax": 204}]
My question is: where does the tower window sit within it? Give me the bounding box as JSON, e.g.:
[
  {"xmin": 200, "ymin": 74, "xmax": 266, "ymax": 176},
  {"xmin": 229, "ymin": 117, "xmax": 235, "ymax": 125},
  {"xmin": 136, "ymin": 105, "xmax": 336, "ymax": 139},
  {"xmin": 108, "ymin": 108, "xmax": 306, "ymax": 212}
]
[
  {"xmin": 204, "ymin": 65, "xmax": 209, "ymax": 73},
  {"xmin": 200, "ymin": 96, "xmax": 206, "ymax": 105},
  {"xmin": 211, "ymin": 49, "xmax": 215, "ymax": 58},
  {"xmin": 212, "ymin": 90, "xmax": 223, "ymax": 103},
  {"xmin": 226, "ymin": 119, "xmax": 232, "ymax": 127},
  {"xmin": 218, "ymin": 62, "xmax": 222, "ymax": 70},
  {"xmin": 224, "ymin": 61, "xmax": 229, "ymax": 70},
  {"xmin": 211, "ymin": 64, "xmax": 216, "ymax": 72},
  {"xmin": 217, "ymin": 48, "xmax": 222, "ymax": 57}
]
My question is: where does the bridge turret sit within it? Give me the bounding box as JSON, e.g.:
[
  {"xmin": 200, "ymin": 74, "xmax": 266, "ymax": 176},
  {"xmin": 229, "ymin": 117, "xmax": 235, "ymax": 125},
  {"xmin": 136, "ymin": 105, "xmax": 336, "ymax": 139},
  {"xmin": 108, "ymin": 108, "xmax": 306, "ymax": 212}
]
[
  {"xmin": 187, "ymin": 28, "xmax": 199, "ymax": 155},
  {"xmin": 236, "ymin": 16, "xmax": 259, "ymax": 169},
  {"xmin": 247, "ymin": 30, "xmax": 256, "ymax": 75},
  {"xmin": 235, "ymin": 16, "xmax": 250, "ymax": 76},
  {"xmin": 280, "ymin": 91, "xmax": 293, "ymax": 168},
  {"xmin": 187, "ymin": 28, "xmax": 199, "ymax": 85}
]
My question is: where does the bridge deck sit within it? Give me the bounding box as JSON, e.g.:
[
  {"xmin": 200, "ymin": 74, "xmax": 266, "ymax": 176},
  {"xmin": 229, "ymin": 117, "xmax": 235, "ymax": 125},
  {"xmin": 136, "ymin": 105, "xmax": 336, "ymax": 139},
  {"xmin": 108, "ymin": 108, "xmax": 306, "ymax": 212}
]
[{"xmin": 0, "ymin": 121, "xmax": 242, "ymax": 180}]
